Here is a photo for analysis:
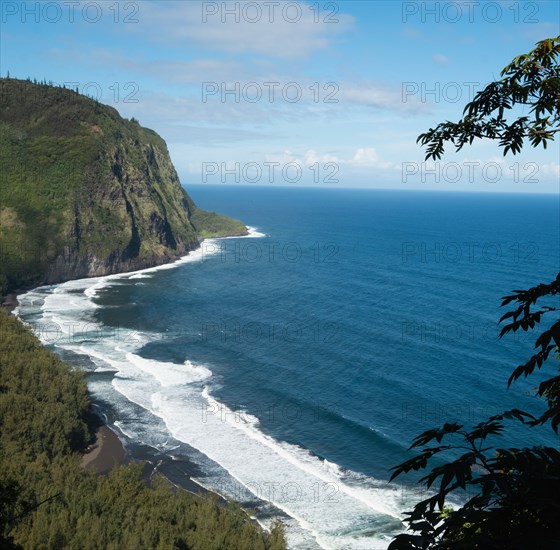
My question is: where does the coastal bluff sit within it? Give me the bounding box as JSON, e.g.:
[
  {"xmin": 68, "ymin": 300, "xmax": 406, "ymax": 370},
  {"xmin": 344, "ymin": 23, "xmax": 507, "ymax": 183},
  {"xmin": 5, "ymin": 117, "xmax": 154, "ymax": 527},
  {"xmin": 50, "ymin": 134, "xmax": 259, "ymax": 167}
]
[{"xmin": 0, "ymin": 78, "xmax": 246, "ymax": 294}]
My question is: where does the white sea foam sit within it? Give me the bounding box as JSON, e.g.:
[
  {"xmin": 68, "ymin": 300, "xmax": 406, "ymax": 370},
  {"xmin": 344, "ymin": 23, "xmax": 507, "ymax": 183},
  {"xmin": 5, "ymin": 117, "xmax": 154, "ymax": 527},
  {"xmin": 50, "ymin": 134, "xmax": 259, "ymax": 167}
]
[
  {"xmin": 246, "ymin": 226, "xmax": 268, "ymax": 238},
  {"xmin": 126, "ymin": 354, "xmax": 212, "ymax": 387},
  {"xmin": 15, "ymin": 228, "xmax": 412, "ymax": 549}
]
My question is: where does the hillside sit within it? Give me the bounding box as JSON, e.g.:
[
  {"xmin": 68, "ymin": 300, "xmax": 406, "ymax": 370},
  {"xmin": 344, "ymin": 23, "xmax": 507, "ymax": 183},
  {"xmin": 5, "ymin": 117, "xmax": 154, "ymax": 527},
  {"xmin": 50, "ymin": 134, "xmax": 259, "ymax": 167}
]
[{"xmin": 0, "ymin": 78, "xmax": 246, "ymax": 294}]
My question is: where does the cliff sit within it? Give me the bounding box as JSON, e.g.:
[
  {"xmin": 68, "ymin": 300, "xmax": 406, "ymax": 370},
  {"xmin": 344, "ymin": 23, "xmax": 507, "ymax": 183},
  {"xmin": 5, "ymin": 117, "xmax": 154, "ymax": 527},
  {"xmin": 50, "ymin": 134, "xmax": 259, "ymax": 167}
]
[{"xmin": 0, "ymin": 78, "xmax": 247, "ymax": 294}]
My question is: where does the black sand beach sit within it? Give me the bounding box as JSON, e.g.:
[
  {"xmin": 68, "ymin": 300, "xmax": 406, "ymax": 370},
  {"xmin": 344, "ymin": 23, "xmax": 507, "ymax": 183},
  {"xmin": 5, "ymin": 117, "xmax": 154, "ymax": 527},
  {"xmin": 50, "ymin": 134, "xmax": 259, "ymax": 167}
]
[{"xmin": 81, "ymin": 425, "xmax": 126, "ymax": 474}]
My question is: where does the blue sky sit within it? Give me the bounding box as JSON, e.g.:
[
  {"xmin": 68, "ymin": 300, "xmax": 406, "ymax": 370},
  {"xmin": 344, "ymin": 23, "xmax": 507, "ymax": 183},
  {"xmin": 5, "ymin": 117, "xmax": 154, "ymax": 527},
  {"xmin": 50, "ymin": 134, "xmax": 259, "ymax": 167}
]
[{"xmin": 1, "ymin": 0, "xmax": 559, "ymax": 192}]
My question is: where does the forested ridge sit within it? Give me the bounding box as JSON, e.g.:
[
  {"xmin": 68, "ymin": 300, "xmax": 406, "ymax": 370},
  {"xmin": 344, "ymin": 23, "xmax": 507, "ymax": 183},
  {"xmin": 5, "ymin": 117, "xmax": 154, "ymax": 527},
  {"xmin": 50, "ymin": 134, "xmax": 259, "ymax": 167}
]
[{"xmin": 0, "ymin": 310, "xmax": 285, "ymax": 549}]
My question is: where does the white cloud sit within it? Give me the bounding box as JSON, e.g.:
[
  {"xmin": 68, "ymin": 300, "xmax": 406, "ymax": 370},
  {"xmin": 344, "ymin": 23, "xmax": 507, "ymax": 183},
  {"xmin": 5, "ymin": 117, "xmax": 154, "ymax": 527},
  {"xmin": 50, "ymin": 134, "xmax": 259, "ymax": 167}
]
[
  {"xmin": 264, "ymin": 147, "xmax": 395, "ymax": 169},
  {"xmin": 48, "ymin": 49, "xmax": 427, "ymax": 117},
  {"xmin": 339, "ymin": 82, "xmax": 429, "ymax": 113},
  {"xmin": 140, "ymin": 58, "xmax": 247, "ymax": 84},
  {"xmin": 350, "ymin": 148, "xmax": 394, "ymax": 169},
  {"xmin": 432, "ymin": 54, "xmax": 448, "ymax": 65},
  {"xmin": 121, "ymin": 57, "xmax": 426, "ymax": 115},
  {"xmin": 132, "ymin": 1, "xmax": 355, "ymax": 59},
  {"xmin": 538, "ymin": 162, "xmax": 560, "ymax": 178},
  {"xmin": 265, "ymin": 149, "xmax": 338, "ymax": 166},
  {"xmin": 121, "ymin": 91, "xmax": 272, "ymax": 126}
]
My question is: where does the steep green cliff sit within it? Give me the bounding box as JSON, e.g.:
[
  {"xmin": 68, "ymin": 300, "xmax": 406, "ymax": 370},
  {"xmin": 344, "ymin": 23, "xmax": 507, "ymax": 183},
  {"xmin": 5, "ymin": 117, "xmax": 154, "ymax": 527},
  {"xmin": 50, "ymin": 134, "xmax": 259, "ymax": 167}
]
[{"xmin": 0, "ymin": 78, "xmax": 246, "ymax": 294}]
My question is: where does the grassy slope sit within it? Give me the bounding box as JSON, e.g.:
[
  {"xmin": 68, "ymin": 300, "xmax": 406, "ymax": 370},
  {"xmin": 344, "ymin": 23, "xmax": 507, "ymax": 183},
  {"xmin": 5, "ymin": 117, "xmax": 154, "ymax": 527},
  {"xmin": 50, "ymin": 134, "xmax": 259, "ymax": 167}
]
[{"xmin": 191, "ymin": 208, "xmax": 249, "ymax": 239}]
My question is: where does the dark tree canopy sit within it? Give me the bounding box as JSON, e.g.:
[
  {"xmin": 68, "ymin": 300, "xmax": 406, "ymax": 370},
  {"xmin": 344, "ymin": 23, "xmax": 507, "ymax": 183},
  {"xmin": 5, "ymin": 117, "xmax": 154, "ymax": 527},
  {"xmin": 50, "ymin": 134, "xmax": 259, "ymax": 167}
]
[
  {"xmin": 390, "ymin": 37, "xmax": 560, "ymax": 550},
  {"xmin": 418, "ymin": 36, "xmax": 560, "ymax": 159}
]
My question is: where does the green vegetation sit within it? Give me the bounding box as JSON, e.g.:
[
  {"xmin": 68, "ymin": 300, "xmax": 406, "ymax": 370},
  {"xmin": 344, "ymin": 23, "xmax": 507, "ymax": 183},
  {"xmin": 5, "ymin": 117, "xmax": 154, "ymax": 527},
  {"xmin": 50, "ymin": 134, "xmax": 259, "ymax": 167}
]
[
  {"xmin": 0, "ymin": 78, "xmax": 247, "ymax": 295},
  {"xmin": 389, "ymin": 37, "xmax": 560, "ymax": 549},
  {"xmin": 191, "ymin": 209, "xmax": 247, "ymax": 239},
  {"xmin": 417, "ymin": 36, "xmax": 560, "ymax": 159},
  {"xmin": 0, "ymin": 78, "xmax": 279, "ymax": 549},
  {"xmin": 0, "ymin": 310, "xmax": 285, "ymax": 549}
]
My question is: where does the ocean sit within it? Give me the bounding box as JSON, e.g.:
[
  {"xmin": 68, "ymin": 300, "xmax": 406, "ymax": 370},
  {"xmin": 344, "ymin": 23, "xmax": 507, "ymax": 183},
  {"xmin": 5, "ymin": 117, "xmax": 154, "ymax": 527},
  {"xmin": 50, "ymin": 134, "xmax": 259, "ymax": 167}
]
[{"xmin": 16, "ymin": 186, "xmax": 560, "ymax": 549}]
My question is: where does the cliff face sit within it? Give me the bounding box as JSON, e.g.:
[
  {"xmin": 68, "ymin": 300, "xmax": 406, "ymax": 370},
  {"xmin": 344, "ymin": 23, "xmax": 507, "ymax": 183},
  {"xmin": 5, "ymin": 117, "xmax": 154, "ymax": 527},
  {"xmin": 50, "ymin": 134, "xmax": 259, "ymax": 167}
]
[
  {"xmin": 42, "ymin": 122, "xmax": 202, "ymax": 284},
  {"xmin": 0, "ymin": 78, "xmax": 246, "ymax": 293}
]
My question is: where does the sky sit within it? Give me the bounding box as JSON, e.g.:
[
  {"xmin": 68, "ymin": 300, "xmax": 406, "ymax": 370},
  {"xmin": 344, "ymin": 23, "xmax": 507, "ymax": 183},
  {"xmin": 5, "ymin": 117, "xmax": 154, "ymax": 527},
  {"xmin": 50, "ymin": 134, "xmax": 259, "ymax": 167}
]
[{"xmin": 1, "ymin": 0, "xmax": 559, "ymax": 192}]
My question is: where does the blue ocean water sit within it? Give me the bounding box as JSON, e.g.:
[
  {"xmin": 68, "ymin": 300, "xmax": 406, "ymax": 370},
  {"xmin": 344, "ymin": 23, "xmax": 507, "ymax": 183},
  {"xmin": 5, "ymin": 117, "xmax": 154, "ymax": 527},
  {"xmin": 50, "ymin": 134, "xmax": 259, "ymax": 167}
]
[{"xmin": 17, "ymin": 186, "xmax": 560, "ymax": 549}]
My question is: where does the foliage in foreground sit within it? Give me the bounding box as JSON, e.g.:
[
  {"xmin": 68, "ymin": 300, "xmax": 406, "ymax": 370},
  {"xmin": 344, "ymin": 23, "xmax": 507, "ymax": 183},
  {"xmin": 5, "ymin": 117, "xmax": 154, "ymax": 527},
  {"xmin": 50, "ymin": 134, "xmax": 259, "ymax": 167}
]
[
  {"xmin": 417, "ymin": 36, "xmax": 560, "ymax": 159},
  {"xmin": 0, "ymin": 310, "xmax": 285, "ymax": 549},
  {"xmin": 390, "ymin": 37, "xmax": 560, "ymax": 550}
]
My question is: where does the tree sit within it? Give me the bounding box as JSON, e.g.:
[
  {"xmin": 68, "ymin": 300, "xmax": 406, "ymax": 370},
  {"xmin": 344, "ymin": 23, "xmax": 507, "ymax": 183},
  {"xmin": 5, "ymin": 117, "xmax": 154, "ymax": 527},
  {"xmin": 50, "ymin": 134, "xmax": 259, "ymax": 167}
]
[
  {"xmin": 0, "ymin": 478, "xmax": 21, "ymax": 550},
  {"xmin": 389, "ymin": 36, "xmax": 560, "ymax": 550},
  {"xmin": 417, "ymin": 36, "xmax": 560, "ymax": 159}
]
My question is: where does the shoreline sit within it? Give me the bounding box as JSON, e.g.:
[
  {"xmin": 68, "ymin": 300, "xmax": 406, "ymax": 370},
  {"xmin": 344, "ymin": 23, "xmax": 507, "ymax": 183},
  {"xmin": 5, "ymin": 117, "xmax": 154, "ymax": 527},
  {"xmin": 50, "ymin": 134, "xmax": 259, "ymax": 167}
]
[
  {"xmin": 81, "ymin": 424, "xmax": 127, "ymax": 474},
  {"xmin": 0, "ymin": 226, "xmax": 265, "ymax": 504},
  {"xmin": 2, "ymin": 292, "xmax": 19, "ymax": 314},
  {"xmin": 1, "ymin": 227, "xmax": 264, "ymax": 316},
  {"xmin": 80, "ymin": 416, "xmax": 215, "ymax": 497},
  {"xmin": 3, "ymin": 231, "xmax": 266, "ymax": 497}
]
